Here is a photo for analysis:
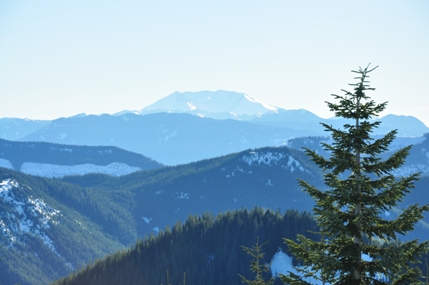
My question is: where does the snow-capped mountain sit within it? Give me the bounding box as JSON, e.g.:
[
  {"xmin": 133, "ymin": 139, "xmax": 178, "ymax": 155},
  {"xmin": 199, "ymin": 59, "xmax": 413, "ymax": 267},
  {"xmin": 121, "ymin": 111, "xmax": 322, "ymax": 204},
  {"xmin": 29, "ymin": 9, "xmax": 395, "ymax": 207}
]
[
  {"xmin": 135, "ymin": 90, "xmax": 429, "ymax": 136},
  {"xmin": 138, "ymin": 90, "xmax": 278, "ymax": 119}
]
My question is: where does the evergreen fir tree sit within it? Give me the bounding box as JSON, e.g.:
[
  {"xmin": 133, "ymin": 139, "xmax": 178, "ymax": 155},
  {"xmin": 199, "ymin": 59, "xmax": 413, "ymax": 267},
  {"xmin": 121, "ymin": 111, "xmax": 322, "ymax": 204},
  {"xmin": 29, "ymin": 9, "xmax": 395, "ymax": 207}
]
[
  {"xmin": 239, "ymin": 237, "xmax": 274, "ymax": 285},
  {"xmin": 281, "ymin": 64, "xmax": 429, "ymax": 285}
]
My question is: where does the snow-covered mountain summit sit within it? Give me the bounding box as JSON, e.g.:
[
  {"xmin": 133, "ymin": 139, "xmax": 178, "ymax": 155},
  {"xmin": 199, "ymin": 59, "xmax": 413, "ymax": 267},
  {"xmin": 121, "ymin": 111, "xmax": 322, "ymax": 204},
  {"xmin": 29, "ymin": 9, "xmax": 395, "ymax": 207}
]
[{"xmin": 139, "ymin": 90, "xmax": 278, "ymax": 119}]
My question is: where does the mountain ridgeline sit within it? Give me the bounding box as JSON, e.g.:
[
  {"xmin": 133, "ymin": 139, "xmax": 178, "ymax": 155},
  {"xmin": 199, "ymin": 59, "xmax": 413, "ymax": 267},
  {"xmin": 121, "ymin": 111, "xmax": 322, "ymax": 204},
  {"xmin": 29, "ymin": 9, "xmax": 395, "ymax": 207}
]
[
  {"xmin": 51, "ymin": 208, "xmax": 318, "ymax": 285},
  {"xmin": 2, "ymin": 90, "xmax": 428, "ymax": 166},
  {"xmin": 0, "ymin": 138, "xmax": 163, "ymax": 177},
  {"xmin": 19, "ymin": 113, "xmax": 319, "ymax": 165}
]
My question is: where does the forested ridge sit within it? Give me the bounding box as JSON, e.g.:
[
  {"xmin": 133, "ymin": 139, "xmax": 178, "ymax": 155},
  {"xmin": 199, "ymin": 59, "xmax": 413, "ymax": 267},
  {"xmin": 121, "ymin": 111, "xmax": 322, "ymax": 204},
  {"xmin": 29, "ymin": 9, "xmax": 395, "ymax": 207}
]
[
  {"xmin": 0, "ymin": 138, "xmax": 163, "ymax": 171},
  {"xmin": 1, "ymin": 142, "xmax": 428, "ymax": 285},
  {"xmin": 51, "ymin": 208, "xmax": 318, "ymax": 285},
  {"xmin": 0, "ymin": 146, "xmax": 322, "ymax": 285}
]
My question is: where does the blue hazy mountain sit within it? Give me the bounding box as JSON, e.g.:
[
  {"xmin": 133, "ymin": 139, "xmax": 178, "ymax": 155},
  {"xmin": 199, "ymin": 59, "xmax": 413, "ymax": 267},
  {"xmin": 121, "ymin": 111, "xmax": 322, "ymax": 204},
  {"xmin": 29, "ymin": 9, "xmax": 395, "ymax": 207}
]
[
  {"xmin": 3, "ymin": 90, "xmax": 429, "ymax": 166},
  {"xmin": 0, "ymin": 117, "xmax": 50, "ymax": 140},
  {"xmin": 0, "ymin": 138, "xmax": 163, "ymax": 178},
  {"xmin": 20, "ymin": 113, "xmax": 319, "ymax": 165}
]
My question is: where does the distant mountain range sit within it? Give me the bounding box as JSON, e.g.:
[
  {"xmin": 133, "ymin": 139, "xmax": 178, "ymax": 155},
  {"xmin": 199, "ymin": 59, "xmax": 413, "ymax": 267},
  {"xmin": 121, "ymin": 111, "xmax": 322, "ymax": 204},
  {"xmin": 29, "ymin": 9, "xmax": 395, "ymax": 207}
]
[
  {"xmin": 1, "ymin": 132, "xmax": 428, "ymax": 179},
  {"xmin": 0, "ymin": 117, "xmax": 50, "ymax": 141},
  {"xmin": 1, "ymin": 91, "xmax": 428, "ymax": 165},
  {"xmin": 17, "ymin": 113, "xmax": 320, "ymax": 165}
]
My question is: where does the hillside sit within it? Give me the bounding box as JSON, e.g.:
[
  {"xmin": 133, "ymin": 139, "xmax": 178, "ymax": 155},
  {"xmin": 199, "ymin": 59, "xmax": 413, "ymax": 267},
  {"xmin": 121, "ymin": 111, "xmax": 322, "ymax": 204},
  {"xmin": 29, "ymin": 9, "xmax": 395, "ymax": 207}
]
[
  {"xmin": 0, "ymin": 171, "xmax": 125, "ymax": 285},
  {"xmin": 60, "ymin": 146, "xmax": 324, "ymax": 235},
  {"xmin": 0, "ymin": 138, "xmax": 163, "ymax": 178},
  {"xmin": 51, "ymin": 208, "xmax": 318, "ymax": 285},
  {"xmin": 0, "ymin": 145, "xmax": 322, "ymax": 285}
]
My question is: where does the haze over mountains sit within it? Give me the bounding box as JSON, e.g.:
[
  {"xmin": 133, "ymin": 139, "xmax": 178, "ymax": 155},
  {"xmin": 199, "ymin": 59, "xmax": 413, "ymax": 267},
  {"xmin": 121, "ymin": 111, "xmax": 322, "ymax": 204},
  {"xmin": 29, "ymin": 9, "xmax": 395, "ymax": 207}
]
[{"xmin": 1, "ymin": 90, "xmax": 428, "ymax": 165}]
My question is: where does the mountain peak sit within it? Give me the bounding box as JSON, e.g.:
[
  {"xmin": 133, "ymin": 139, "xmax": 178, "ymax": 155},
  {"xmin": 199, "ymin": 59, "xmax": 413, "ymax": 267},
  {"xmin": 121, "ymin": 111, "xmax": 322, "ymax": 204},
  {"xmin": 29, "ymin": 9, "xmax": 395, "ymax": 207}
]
[{"xmin": 140, "ymin": 90, "xmax": 278, "ymax": 117}]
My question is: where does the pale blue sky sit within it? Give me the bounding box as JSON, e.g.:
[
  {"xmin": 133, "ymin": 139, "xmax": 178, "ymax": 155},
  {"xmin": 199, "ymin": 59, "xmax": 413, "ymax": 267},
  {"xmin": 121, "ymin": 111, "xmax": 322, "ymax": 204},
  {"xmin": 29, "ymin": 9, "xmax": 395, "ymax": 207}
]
[{"xmin": 1, "ymin": 1, "xmax": 428, "ymax": 126}]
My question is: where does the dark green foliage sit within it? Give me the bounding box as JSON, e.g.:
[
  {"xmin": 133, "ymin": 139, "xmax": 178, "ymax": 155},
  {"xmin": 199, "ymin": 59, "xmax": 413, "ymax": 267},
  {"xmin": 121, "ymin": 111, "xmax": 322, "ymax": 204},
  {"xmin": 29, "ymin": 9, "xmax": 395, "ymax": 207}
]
[
  {"xmin": 51, "ymin": 208, "xmax": 318, "ymax": 285},
  {"xmin": 282, "ymin": 65, "xmax": 429, "ymax": 284}
]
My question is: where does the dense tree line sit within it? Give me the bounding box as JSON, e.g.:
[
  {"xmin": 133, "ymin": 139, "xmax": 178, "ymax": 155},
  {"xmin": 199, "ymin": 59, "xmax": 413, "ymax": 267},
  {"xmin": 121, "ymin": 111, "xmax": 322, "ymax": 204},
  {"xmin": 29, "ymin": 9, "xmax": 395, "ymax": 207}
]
[{"xmin": 51, "ymin": 208, "xmax": 318, "ymax": 285}]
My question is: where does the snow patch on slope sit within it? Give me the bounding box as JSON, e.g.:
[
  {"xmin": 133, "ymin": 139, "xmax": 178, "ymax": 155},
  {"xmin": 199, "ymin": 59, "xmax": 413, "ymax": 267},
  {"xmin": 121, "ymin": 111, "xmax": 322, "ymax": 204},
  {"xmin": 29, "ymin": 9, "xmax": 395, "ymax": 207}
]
[
  {"xmin": 21, "ymin": 162, "xmax": 140, "ymax": 178},
  {"xmin": 186, "ymin": 102, "xmax": 197, "ymax": 111},
  {"xmin": 270, "ymin": 250, "xmax": 322, "ymax": 284},
  {"xmin": 270, "ymin": 249, "xmax": 384, "ymax": 283},
  {"xmin": 0, "ymin": 179, "xmax": 60, "ymax": 252},
  {"xmin": 241, "ymin": 151, "xmax": 305, "ymax": 172},
  {"xmin": 0, "ymin": 158, "xmax": 14, "ymax": 170},
  {"xmin": 242, "ymin": 151, "xmax": 286, "ymax": 166},
  {"xmin": 391, "ymin": 164, "xmax": 429, "ymax": 177},
  {"xmin": 243, "ymin": 94, "xmax": 277, "ymax": 112}
]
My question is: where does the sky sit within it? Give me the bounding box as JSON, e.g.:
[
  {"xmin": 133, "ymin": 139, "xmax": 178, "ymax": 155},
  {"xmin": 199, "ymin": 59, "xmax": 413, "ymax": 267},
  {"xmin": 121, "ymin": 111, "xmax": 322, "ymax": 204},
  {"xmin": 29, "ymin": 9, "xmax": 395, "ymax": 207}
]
[{"xmin": 1, "ymin": 1, "xmax": 428, "ymax": 126}]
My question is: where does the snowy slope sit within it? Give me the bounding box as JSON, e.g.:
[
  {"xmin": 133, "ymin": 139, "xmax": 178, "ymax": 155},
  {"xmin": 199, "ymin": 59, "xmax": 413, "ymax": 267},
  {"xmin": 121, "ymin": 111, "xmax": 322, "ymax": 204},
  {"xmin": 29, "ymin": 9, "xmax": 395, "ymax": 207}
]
[
  {"xmin": 22, "ymin": 162, "xmax": 141, "ymax": 178},
  {"xmin": 1, "ymin": 158, "xmax": 140, "ymax": 178},
  {"xmin": 0, "ymin": 173, "xmax": 125, "ymax": 285},
  {"xmin": 0, "ymin": 179, "xmax": 60, "ymax": 250}
]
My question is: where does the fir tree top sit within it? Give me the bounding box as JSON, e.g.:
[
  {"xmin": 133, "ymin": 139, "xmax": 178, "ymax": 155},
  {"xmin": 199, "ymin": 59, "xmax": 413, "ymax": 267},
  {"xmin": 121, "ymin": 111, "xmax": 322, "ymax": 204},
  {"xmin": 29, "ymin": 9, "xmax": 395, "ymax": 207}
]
[{"xmin": 282, "ymin": 64, "xmax": 429, "ymax": 285}]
